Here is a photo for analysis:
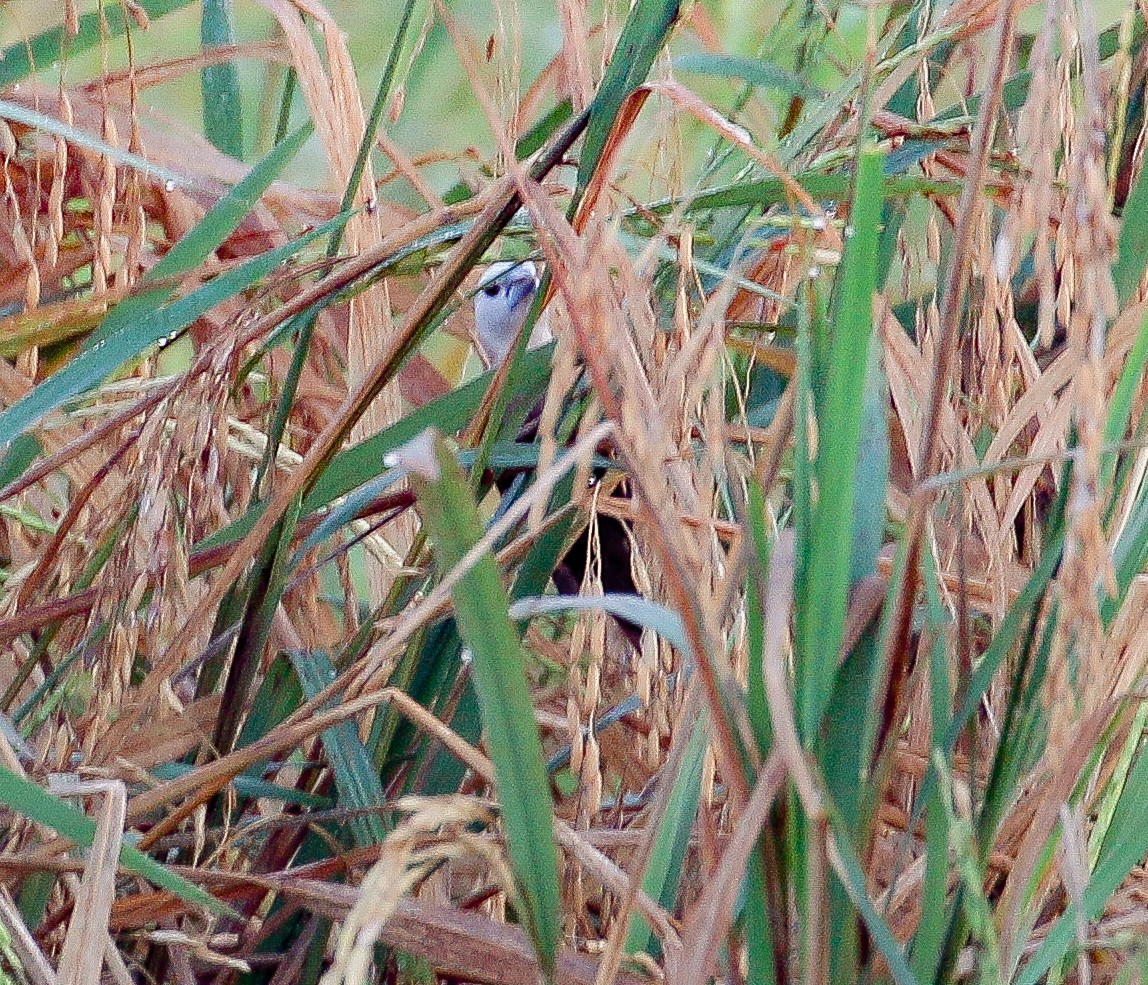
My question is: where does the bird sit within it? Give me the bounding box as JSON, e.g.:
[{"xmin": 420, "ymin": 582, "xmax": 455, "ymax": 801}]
[
  {"xmin": 473, "ymin": 260, "xmax": 641, "ymax": 647},
  {"xmin": 472, "ymin": 260, "xmax": 552, "ymax": 369}
]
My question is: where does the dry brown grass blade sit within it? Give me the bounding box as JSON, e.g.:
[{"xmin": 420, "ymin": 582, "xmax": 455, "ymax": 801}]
[
  {"xmin": 50, "ymin": 777, "xmax": 126, "ymax": 985},
  {"xmin": 0, "ymin": 889, "xmax": 58, "ymax": 985},
  {"xmin": 322, "ymin": 796, "xmax": 495, "ymax": 985},
  {"xmin": 124, "ymin": 872, "xmax": 653, "ymax": 985},
  {"xmin": 92, "ymin": 42, "xmax": 292, "ymax": 96},
  {"xmin": 572, "ymin": 85, "xmax": 651, "ymax": 234},
  {"xmin": 377, "ymin": 896, "xmax": 652, "ymax": 985},
  {"xmin": 124, "ymin": 689, "xmax": 392, "ymax": 833},
  {"xmin": 0, "ymin": 589, "xmax": 98, "ymax": 650},
  {"xmin": 557, "ymin": 0, "xmax": 595, "ymax": 112},
  {"xmin": 282, "ymin": 886, "xmax": 653, "ymax": 985}
]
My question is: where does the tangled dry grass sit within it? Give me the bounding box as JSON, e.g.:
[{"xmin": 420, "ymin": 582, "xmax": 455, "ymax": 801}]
[{"xmin": 4, "ymin": 0, "xmax": 1148, "ymax": 983}]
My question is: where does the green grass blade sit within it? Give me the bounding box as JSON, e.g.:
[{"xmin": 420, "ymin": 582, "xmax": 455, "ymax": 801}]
[
  {"xmin": 745, "ymin": 478, "xmax": 774, "ymax": 754},
  {"xmin": 1114, "ymin": 149, "xmax": 1148, "ymax": 306},
  {"xmin": 745, "ymin": 837, "xmax": 780, "ymax": 985},
  {"xmin": 674, "ymin": 53, "xmax": 815, "ymax": 97},
  {"xmin": 331, "ymin": 0, "xmax": 420, "ymax": 252},
  {"xmin": 830, "ymin": 820, "xmax": 921, "ymax": 985},
  {"xmin": 945, "ymin": 520, "xmax": 1066, "ymax": 751},
  {"xmin": 400, "ymin": 430, "xmax": 560, "ymax": 975},
  {"xmin": 290, "ymin": 650, "xmax": 388, "ymax": 846},
  {"xmin": 1102, "ymin": 302, "xmax": 1148, "ymax": 493},
  {"xmin": 624, "ymin": 714, "xmax": 708, "ymax": 958},
  {"xmin": 0, "ymin": 100, "xmax": 190, "ymax": 191},
  {"xmin": 1016, "ymin": 729, "xmax": 1148, "ymax": 985},
  {"xmin": 0, "ymin": 435, "xmax": 40, "ymax": 489},
  {"xmin": 794, "ymin": 145, "xmax": 884, "ymax": 739},
  {"xmin": 910, "ymin": 561, "xmax": 954, "ymax": 985},
  {"xmin": 149, "ymin": 762, "xmax": 330, "ymax": 809},
  {"xmin": 201, "ymin": 0, "xmax": 244, "ymax": 159},
  {"xmin": 0, "ymin": 765, "xmax": 233, "ymax": 917}
]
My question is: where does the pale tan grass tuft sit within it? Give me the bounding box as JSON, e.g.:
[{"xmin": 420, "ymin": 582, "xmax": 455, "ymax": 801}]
[
  {"xmin": 48, "ymin": 776, "xmax": 127, "ymax": 985},
  {"xmin": 322, "ymin": 795, "xmax": 496, "ymax": 985}
]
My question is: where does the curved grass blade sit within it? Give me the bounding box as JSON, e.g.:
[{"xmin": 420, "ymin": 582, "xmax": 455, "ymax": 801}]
[
  {"xmin": 397, "ymin": 430, "xmax": 560, "ymax": 976},
  {"xmin": 508, "ymin": 593, "xmax": 686, "ymax": 651}
]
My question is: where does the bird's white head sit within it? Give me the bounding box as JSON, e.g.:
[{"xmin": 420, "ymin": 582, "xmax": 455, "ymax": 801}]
[{"xmin": 473, "ymin": 260, "xmax": 543, "ymax": 369}]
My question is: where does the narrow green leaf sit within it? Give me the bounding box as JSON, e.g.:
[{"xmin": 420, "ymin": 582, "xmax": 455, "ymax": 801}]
[
  {"xmin": 910, "ymin": 561, "xmax": 954, "ymax": 985},
  {"xmin": 290, "ymin": 650, "xmax": 388, "ymax": 846},
  {"xmin": 849, "ymin": 337, "xmax": 890, "ymax": 586},
  {"xmin": 201, "ymin": 0, "xmax": 244, "ymax": 159},
  {"xmin": 624, "ymin": 713, "xmax": 708, "ymax": 958},
  {"xmin": 745, "ymin": 478, "xmax": 773, "ymax": 754},
  {"xmin": 149, "ymin": 762, "xmax": 331, "ymax": 808},
  {"xmin": 517, "ymin": 99, "xmax": 575, "ymax": 160},
  {"xmin": 0, "ymin": 765, "xmax": 232, "ymax": 917},
  {"xmin": 1102, "ymin": 303, "xmax": 1148, "ymax": 497},
  {"xmin": 830, "ymin": 826, "xmax": 921, "ymax": 985},
  {"xmin": 654, "ymin": 169, "xmax": 955, "ymax": 217},
  {"xmin": 745, "ymin": 837, "xmax": 779, "ymax": 985},
  {"xmin": 0, "ymin": 101, "xmax": 189, "ymax": 191},
  {"xmin": 1015, "ymin": 728, "xmax": 1148, "ymax": 985},
  {"xmin": 399, "ymin": 430, "xmax": 560, "ymax": 975},
  {"xmin": 84, "ymin": 122, "xmax": 314, "ymax": 352},
  {"xmin": 0, "ymin": 435, "xmax": 41, "ymax": 489},
  {"xmin": 794, "ymin": 145, "xmax": 884, "ymax": 739},
  {"xmin": 674, "ymin": 53, "xmax": 815, "ymax": 97},
  {"xmin": 946, "ymin": 521, "xmax": 1066, "ymax": 751},
  {"xmin": 1115, "ymin": 168, "xmax": 1148, "ymax": 306}
]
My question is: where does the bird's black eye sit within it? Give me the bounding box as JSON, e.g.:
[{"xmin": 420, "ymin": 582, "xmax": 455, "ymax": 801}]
[{"xmin": 482, "ymin": 283, "xmax": 501, "ymax": 297}]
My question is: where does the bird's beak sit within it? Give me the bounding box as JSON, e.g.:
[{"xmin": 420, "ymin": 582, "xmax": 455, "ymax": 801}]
[{"xmin": 505, "ymin": 277, "xmax": 537, "ymax": 312}]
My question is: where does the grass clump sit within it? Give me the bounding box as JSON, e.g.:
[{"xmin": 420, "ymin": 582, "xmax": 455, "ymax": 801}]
[{"xmin": 3, "ymin": 1, "xmax": 1148, "ymax": 984}]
